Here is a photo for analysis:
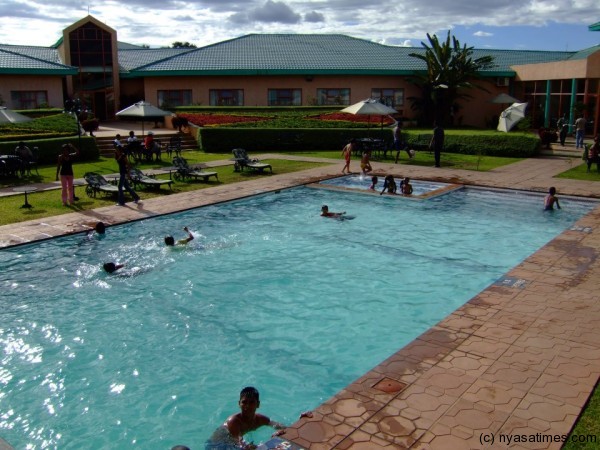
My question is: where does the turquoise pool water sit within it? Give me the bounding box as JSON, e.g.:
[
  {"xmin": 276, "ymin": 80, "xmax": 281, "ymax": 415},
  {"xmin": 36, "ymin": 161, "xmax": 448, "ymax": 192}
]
[
  {"xmin": 0, "ymin": 185, "xmax": 597, "ymax": 449},
  {"xmin": 320, "ymin": 174, "xmax": 450, "ymax": 195}
]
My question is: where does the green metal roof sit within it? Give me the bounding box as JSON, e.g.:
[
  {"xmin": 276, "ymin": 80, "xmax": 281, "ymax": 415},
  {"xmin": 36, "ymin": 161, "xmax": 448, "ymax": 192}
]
[
  {"xmin": 589, "ymin": 22, "xmax": 600, "ymax": 32},
  {"xmin": 122, "ymin": 34, "xmax": 581, "ymax": 77},
  {"xmin": 0, "ymin": 44, "xmax": 77, "ymax": 75},
  {"xmin": 1, "ymin": 34, "xmax": 596, "ymax": 78}
]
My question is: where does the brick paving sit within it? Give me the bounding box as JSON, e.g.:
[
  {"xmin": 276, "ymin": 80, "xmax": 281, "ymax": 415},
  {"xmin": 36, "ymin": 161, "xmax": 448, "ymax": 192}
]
[{"xmin": 1, "ymin": 153, "xmax": 599, "ymax": 450}]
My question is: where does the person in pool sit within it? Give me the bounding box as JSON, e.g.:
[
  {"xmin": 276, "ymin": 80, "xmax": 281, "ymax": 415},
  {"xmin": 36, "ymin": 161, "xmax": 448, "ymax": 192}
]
[
  {"xmin": 321, "ymin": 205, "xmax": 346, "ymax": 218},
  {"xmin": 401, "ymin": 177, "xmax": 413, "ymax": 195},
  {"xmin": 379, "ymin": 175, "xmax": 397, "ymax": 195},
  {"xmin": 369, "ymin": 175, "xmax": 378, "ymax": 190},
  {"xmin": 103, "ymin": 262, "xmax": 124, "ymax": 273},
  {"xmin": 544, "ymin": 186, "xmax": 561, "ymax": 211},
  {"xmin": 205, "ymin": 386, "xmax": 312, "ymax": 450},
  {"xmin": 165, "ymin": 226, "xmax": 194, "ymax": 246}
]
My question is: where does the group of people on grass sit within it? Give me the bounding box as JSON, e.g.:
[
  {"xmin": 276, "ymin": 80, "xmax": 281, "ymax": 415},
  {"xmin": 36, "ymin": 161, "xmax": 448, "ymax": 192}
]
[
  {"xmin": 54, "ymin": 131, "xmax": 144, "ymax": 207},
  {"xmin": 113, "ymin": 130, "xmax": 162, "ymax": 162}
]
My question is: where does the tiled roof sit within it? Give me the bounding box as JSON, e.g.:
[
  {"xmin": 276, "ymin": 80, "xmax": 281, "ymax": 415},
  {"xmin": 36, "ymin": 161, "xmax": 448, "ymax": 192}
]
[
  {"xmin": 118, "ymin": 47, "xmax": 196, "ymax": 72},
  {"xmin": 124, "ymin": 34, "xmax": 580, "ymax": 77},
  {"xmin": 0, "ymin": 44, "xmax": 77, "ymax": 74},
  {"xmin": 1, "ymin": 34, "xmax": 596, "ymax": 77},
  {"xmin": 568, "ymin": 45, "xmax": 600, "ymax": 60}
]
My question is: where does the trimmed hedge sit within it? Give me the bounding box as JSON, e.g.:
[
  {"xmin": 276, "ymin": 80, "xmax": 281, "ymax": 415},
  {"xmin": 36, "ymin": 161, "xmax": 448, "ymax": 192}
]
[
  {"xmin": 200, "ymin": 128, "xmax": 540, "ymax": 157},
  {"xmin": 0, "ymin": 136, "xmax": 99, "ymax": 165}
]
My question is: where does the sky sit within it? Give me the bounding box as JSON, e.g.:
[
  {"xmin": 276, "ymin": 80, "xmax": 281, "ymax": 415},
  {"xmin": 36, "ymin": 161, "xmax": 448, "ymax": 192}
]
[{"xmin": 0, "ymin": 0, "xmax": 598, "ymax": 51}]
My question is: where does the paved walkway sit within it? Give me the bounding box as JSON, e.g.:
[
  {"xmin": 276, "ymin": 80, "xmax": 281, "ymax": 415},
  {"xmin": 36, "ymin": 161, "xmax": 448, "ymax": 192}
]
[{"xmin": 1, "ymin": 154, "xmax": 599, "ymax": 450}]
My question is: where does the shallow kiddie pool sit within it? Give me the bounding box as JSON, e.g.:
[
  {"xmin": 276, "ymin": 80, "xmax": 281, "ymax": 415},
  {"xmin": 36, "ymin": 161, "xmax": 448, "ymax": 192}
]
[{"xmin": 0, "ymin": 184, "xmax": 597, "ymax": 448}]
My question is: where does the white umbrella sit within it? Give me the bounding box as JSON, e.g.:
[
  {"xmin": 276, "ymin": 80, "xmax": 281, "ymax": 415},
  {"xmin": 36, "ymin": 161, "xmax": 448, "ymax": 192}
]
[
  {"xmin": 341, "ymin": 98, "xmax": 397, "ymax": 133},
  {"xmin": 497, "ymin": 102, "xmax": 528, "ymax": 132},
  {"xmin": 115, "ymin": 101, "xmax": 170, "ymax": 135},
  {"xmin": 341, "ymin": 98, "xmax": 398, "ymax": 116},
  {"xmin": 0, "ymin": 106, "xmax": 32, "ymax": 124}
]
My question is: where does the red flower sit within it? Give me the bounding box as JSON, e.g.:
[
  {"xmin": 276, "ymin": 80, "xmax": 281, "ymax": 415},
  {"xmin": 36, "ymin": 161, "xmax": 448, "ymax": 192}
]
[{"xmin": 178, "ymin": 113, "xmax": 266, "ymax": 127}]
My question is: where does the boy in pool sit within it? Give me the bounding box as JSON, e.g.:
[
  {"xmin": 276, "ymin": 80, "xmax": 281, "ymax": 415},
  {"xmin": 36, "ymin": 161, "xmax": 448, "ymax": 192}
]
[
  {"xmin": 205, "ymin": 386, "xmax": 312, "ymax": 450},
  {"xmin": 379, "ymin": 175, "xmax": 397, "ymax": 195},
  {"xmin": 360, "ymin": 150, "xmax": 373, "ymax": 175},
  {"xmin": 321, "ymin": 205, "xmax": 346, "ymax": 218},
  {"xmin": 544, "ymin": 187, "xmax": 561, "ymax": 211},
  {"xmin": 103, "ymin": 262, "xmax": 124, "ymax": 273},
  {"xmin": 165, "ymin": 226, "xmax": 194, "ymax": 246},
  {"xmin": 401, "ymin": 177, "xmax": 413, "ymax": 195},
  {"xmin": 369, "ymin": 176, "xmax": 378, "ymax": 190}
]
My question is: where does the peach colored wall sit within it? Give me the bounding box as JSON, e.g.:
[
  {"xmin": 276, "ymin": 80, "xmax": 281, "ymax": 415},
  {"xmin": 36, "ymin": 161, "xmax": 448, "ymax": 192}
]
[
  {"xmin": 0, "ymin": 75, "xmax": 64, "ymax": 108},
  {"xmin": 514, "ymin": 60, "xmax": 590, "ymax": 80},
  {"xmin": 141, "ymin": 75, "xmax": 508, "ymax": 128}
]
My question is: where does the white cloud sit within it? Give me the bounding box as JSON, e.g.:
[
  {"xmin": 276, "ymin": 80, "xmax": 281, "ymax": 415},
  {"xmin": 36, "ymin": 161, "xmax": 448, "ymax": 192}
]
[{"xmin": 0, "ymin": 0, "xmax": 598, "ymax": 50}]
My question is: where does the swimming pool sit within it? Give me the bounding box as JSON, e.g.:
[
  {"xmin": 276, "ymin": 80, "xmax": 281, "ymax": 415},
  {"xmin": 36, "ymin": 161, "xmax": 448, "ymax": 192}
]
[
  {"xmin": 0, "ymin": 185, "xmax": 597, "ymax": 449},
  {"xmin": 319, "ymin": 174, "xmax": 452, "ymax": 196}
]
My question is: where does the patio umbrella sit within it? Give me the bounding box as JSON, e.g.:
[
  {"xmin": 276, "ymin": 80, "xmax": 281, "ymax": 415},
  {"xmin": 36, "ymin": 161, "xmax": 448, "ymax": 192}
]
[
  {"xmin": 341, "ymin": 98, "xmax": 397, "ymax": 133},
  {"xmin": 491, "ymin": 93, "xmax": 521, "ymax": 104},
  {"xmin": 115, "ymin": 101, "xmax": 170, "ymax": 135},
  {"xmin": 497, "ymin": 102, "xmax": 528, "ymax": 132},
  {"xmin": 0, "ymin": 106, "xmax": 32, "ymax": 124}
]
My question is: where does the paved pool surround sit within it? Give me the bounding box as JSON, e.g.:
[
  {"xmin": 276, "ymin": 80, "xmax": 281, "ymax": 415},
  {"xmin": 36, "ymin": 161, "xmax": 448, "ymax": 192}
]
[{"xmin": 1, "ymin": 155, "xmax": 599, "ymax": 450}]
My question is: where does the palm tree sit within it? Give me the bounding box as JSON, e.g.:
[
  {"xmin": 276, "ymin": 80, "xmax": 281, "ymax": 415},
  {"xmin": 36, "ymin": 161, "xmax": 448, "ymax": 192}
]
[{"xmin": 409, "ymin": 32, "xmax": 494, "ymax": 126}]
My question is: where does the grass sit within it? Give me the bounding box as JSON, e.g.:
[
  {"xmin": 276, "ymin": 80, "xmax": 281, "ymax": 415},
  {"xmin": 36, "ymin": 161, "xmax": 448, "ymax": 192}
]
[
  {"xmin": 287, "ymin": 149, "xmax": 523, "ymax": 171},
  {"xmin": 555, "ymin": 159, "xmax": 600, "ymax": 181},
  {"xmin": 564, "ymin": 383, "xmax": 600, "ymax": 449},
  {"xmin": 0, "ymin": 154, "xmax": 326, "ymax": 226}
]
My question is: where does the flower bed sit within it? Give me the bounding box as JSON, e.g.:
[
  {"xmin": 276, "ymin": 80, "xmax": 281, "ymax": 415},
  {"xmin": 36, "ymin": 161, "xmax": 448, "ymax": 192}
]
[{"xmin": 178, "ymin": 113, "xmax": 268, "ymax": 127}]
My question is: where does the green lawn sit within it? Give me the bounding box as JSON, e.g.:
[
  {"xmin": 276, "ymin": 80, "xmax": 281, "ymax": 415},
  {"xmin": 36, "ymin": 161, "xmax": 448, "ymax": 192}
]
[
  {"xmin": 555, "ymin": 159, "xmax": 600, "ymax": 181},
  {"xmin": 0, "ymin": 155, "xmax": 326, "ymax": 226}
]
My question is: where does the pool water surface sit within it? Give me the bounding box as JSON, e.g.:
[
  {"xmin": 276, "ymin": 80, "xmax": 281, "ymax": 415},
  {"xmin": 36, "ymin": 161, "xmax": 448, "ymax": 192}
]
[{"xmin": 0, "ymin": 185, "xmax": 596, "ymax": 449}]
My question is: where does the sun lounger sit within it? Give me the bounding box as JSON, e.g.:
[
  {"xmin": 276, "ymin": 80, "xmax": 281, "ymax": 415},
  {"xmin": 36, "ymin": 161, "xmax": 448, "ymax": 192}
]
[
  {"xmin": 232, "ymin": 148, "xmax": 272, "ymax": 173},
  {"xmin": 83, "ymin": 172, "xmax": 119, "ymax": 197},
  {"xmin": 172, "ymin": 157, "xmax": 218, "ymax": 182},
  {"xmin": 129, "ymin": 168, "xmax": 173, "ymax": 190}
]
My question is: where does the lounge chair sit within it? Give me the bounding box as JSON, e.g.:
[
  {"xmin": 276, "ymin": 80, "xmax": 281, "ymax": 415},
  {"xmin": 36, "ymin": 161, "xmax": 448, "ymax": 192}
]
[
  {"xmin": 129, "ymin": 168, "xmax": 173, "ymax": 190},
  {"xmin": 172, "ymin": 157, "xmax": 218, "ymax": 182},
  {"xmin": 83, "ymin": 172, "xmax": 119, "ymax": 197},
  {"xmin": 232, "ymin": 148, "xmax": 272, "ymax": 173}
]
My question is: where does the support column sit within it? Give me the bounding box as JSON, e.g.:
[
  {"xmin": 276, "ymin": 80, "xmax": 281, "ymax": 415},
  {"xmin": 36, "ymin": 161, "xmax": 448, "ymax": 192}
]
[
  {"xmin": 569, "ymin": 79, "xmax": 577, "ymax": 133},
  {"xmin": 544, "ymin": 80, "xmax": 551, "ymax": 128}
]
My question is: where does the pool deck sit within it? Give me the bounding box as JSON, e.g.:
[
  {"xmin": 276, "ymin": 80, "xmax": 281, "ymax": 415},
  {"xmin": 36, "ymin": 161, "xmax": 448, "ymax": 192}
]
[{"xmin": 1, "ymin": 153, "xmax": 600, "ymax": 450}]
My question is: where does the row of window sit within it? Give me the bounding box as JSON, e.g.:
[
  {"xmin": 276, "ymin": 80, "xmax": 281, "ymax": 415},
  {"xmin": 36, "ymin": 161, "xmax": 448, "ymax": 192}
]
[
  {"xmin": 8, "ymin": 88, "xmax": 404, "ymax": 110},
  {"xmin": 158, "ymin": 88, "xmax": 404, "ymax": 108}
]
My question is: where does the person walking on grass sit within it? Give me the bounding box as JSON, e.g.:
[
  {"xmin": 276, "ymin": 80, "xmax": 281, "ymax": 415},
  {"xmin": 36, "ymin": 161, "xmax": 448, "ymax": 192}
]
[{"xmin": 115, "ymin": 146, "xmax": 141, "ymax": 206}]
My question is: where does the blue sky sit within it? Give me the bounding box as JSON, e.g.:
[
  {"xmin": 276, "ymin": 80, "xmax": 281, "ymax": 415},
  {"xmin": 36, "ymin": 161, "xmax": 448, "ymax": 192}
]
[{"xmin": 0, "ymin": 0, "xmax": 597, "ymax": 51}]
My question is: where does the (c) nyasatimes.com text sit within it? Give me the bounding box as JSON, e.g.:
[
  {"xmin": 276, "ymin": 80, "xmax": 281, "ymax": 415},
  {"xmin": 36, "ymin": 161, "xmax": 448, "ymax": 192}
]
[{"xmin": 479, "ymin": 432, "xmax": 597, "ymax": 446}]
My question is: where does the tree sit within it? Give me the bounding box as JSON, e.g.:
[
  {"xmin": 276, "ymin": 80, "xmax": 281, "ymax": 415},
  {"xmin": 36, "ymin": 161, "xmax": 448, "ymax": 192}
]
[
  {"xmin": 171, "ymin": 41, "xmax": 197, "ymax": 48},
  {"xmin": 408, "ymin": 32, "xmax": 494, "ymax": 126}
]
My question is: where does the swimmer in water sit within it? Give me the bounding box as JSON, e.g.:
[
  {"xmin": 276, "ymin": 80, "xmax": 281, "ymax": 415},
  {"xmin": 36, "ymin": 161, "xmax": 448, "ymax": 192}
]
[
  {"xmin": 320, "ymin": 205, "xmax": 346, "ymax": 218},
  {"xmin": 165, "ymin": 226, "xmax": 194, "ymax": 246}
]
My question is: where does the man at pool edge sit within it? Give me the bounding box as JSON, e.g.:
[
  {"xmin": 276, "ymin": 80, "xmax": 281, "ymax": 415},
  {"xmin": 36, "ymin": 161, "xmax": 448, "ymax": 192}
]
[{"xmin": 205, "ymin": 386, "xmax": 313, "ymax": 450}]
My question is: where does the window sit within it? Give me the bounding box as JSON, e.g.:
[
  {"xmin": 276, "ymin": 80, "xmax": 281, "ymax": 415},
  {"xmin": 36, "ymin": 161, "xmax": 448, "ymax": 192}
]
[
  {"xmin": 317, "ymin": 88, "xmax": 350, "ymax": 105},
  {"xmin": 268, "ymin": 89, "xmax": 301, "ymax": 106},
  {"xmin": 496, "ymin": 77, "xmax": 510, "ymax": 87},
  {"xmin": 158, "ymin": 90, "xmax": 192, "ymax": 108},
  {"xmin": 11, "ymin": 91, "xmax": 48, "ymax": 109},
  {"xmin": 209, "ymin": 89, "xmax": 244, "ymax": 106},
  {"xmin": 371, "ymin": 88, "xmax": 403, "ymax": 108}
]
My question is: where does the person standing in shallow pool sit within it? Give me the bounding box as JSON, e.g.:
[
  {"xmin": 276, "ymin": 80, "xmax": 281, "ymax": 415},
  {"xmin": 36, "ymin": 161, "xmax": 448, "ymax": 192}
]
[
  {"xmin": 205, "ymin": 386, "xmax": 312, "ymax": 450},
  {"xmin": 544, "ymin": 187, "xmax": 561, "ymax": 211}
]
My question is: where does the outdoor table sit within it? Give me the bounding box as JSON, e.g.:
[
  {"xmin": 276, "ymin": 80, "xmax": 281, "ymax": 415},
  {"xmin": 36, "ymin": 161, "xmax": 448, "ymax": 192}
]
[
  {"xmin": 356, "ymin": 138, "xmax": 386, "ymax": 159},
  {"xmin": 13, "ymin": 185, "xmax": 38, "ymax": 208}
]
